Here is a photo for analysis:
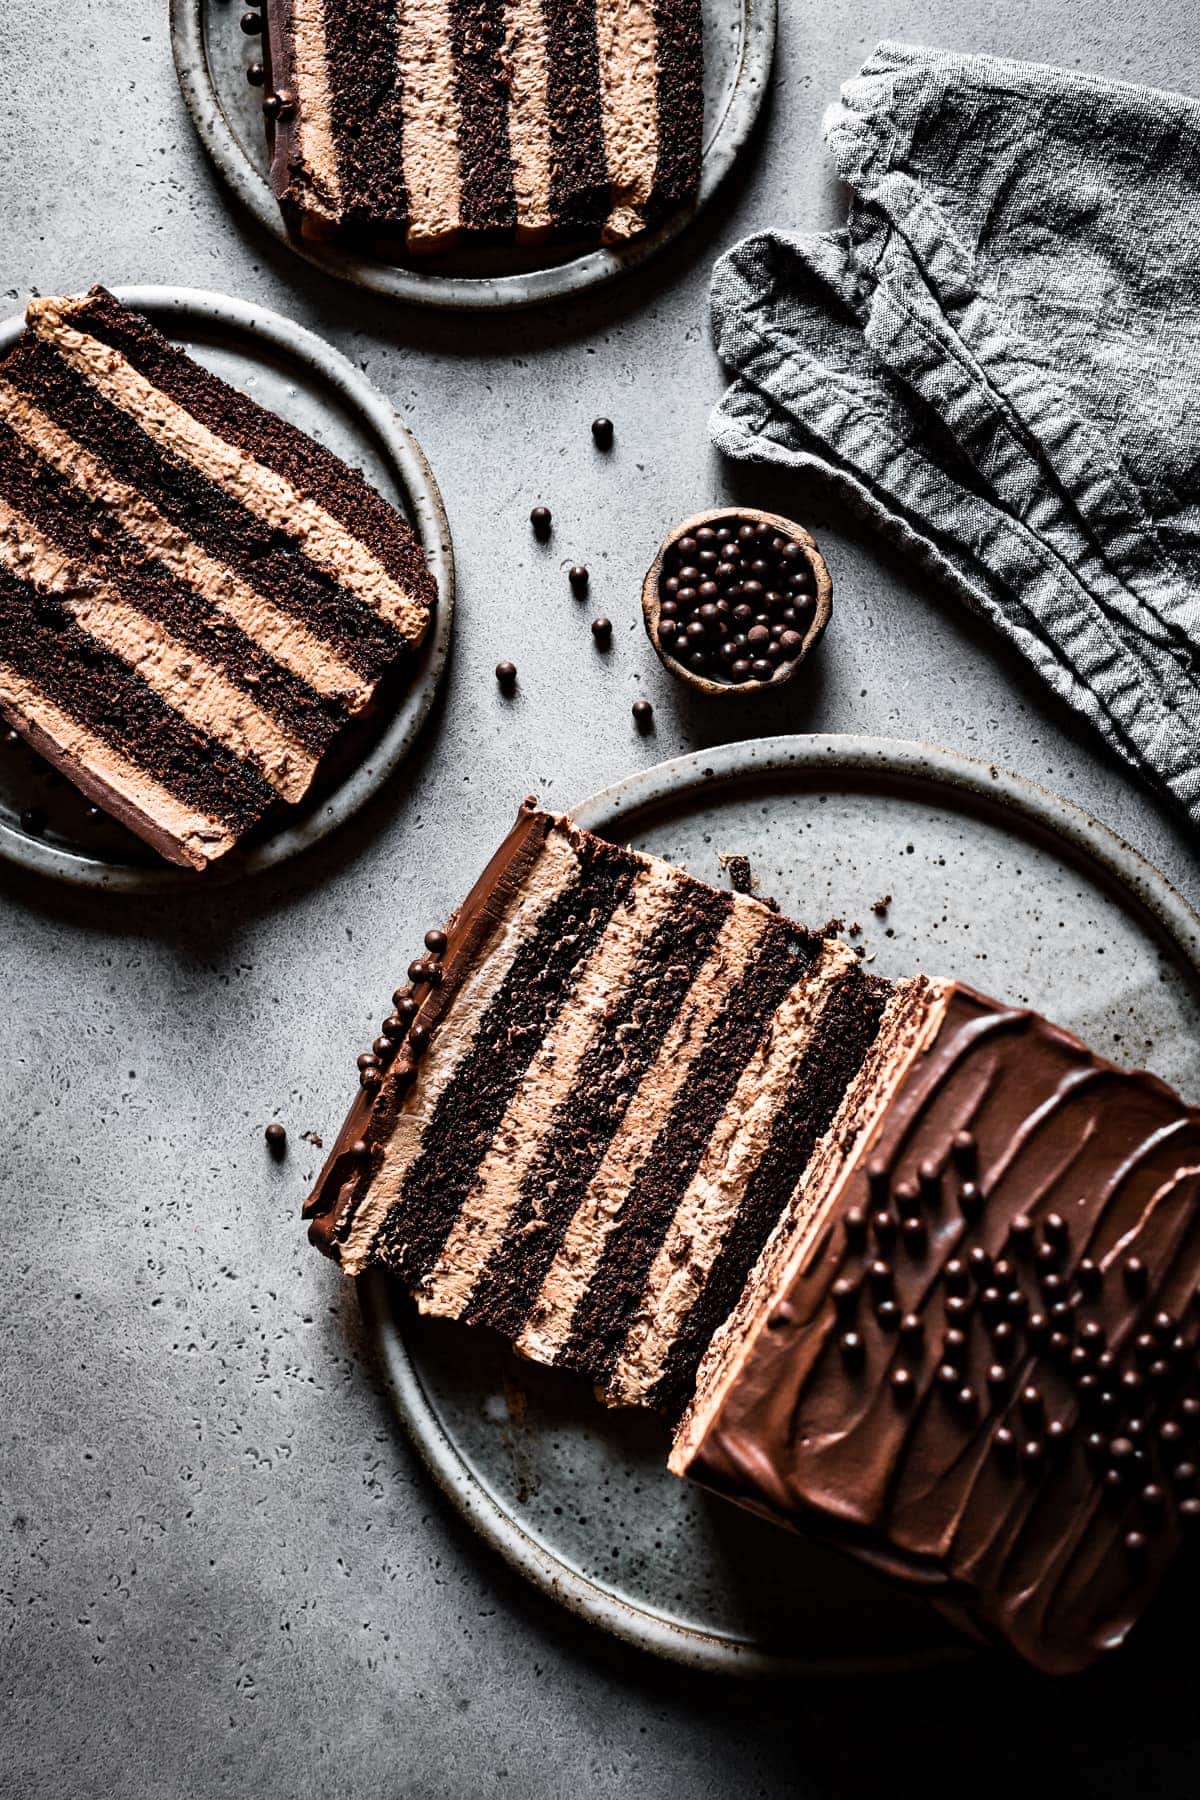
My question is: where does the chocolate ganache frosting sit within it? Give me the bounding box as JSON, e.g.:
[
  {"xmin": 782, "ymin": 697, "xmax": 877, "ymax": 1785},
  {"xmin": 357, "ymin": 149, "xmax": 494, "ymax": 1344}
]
[{"xmin": 671, "ymin": 983, "xmax": 1200, "ymax": 1674}]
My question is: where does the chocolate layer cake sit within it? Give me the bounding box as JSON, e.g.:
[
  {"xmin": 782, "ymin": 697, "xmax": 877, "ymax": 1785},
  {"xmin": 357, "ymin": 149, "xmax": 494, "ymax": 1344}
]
[
  {"xmin": 0, "ymin": 288, "xmax": 435, "ymax": 867},
  {"xmin": 672, "ymin": 980, "xmax": 1200, "ymax": 1673},
  {"xmin": 306, "ymin": 803, "xmax": 896, "ymax": 1413},
  {"xmin": 260, "ymin": 0, "xmax": 703, "ymax": 253}
]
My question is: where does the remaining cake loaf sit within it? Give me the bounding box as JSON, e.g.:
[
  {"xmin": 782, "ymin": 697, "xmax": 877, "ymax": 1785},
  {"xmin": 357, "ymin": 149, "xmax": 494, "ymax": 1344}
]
[
  {"xmin": 672, "ymin": 979, "xmax": 1200, "ymax": 1673},
  {"xmin": 260, "ymin": 0, "xmax": 703, "ymax": 253},
  {"xmin": 305, "ymin": 803, "xmax": 896, "ymax": 1413},
  {"xmin": 306, "ymin": 803, "xmax": 1200, "ymax": 1673},
  {"xmin": 0, "ymin": 288, "xmax": 435, "ymax": 867}
]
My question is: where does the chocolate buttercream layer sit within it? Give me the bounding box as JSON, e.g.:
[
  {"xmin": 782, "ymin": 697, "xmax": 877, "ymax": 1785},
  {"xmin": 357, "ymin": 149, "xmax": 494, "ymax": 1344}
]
[
  {"xmin": 263, "ymin": 0, "xmax": 701, "ymax": 249},
  {"xmin": 0, "ymin": 288, "xmax": 435, "ymax": 865},
  {"xmin": 305, "ymin": 806, "xmax": 889, "ymax": 1413},
  {"xmin": 673, "ymin": 982, "xmax": 1200, "ymax": 1675}
]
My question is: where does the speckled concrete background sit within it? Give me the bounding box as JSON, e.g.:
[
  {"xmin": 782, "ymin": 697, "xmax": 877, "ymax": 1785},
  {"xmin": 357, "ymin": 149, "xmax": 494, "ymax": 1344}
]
[{"xmin": 2, "ymin": 4, "xmax": 1198, "ymax": 1797}]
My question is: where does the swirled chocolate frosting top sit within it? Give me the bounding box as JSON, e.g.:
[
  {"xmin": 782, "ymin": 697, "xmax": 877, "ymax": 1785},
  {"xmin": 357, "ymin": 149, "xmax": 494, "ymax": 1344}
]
[{"xmin": 671, "ymin": 982, "xmax": 1200, "ymax": 1673}]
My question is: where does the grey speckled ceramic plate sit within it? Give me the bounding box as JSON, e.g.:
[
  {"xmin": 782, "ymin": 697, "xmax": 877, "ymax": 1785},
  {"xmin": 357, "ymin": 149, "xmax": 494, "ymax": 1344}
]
[
  {"xmin": 171, "ymin": 0, "xmax": 775, "ymax": 311},
  {"xmin": 364, "ymin": 736, "xmax": 1200, "ymax": 1675},
  {"xmin": 0, "ymin": 286, "xmax": 453, "ymax": 892}
]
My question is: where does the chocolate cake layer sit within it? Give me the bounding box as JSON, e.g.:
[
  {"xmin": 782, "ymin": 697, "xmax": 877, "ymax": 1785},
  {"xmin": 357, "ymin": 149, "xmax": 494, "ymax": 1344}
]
[
  {"xmin": 261, "ymin": 0, "xmax": 703, "ymax": 252},
  {"xmin": 306, "ymin": 804, "xmax": 892, "ymax": 1411},
  {"xmin": 671, "ymin": 981, "xmax": 1200, "ymax": 1674},
  {"xmin": 0, "ymin": 288, "xmax": 435, "ymax": 867}
]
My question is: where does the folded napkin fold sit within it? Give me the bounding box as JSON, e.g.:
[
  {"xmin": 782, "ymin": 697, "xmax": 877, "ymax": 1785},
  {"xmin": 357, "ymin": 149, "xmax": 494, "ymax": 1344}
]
[{"xmin": 711, "ymin": 43, "xmax": 1200, "ymax": 825}]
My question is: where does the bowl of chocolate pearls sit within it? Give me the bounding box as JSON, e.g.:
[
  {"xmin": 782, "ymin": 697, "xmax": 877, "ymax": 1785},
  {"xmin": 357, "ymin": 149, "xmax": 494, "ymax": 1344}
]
[{"xmin": 642, "ymin": 509, "xmax": 832, "ymax": 697}]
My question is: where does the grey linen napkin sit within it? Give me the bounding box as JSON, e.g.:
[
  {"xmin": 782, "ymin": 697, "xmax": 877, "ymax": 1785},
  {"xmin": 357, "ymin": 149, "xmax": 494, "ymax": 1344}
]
[{"xmin": 710, "ymin": 42, "xmax": 1200, "ymax": 825}]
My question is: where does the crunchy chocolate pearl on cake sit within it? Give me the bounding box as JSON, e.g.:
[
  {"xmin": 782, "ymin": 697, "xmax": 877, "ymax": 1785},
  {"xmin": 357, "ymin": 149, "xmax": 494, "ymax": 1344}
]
[
  {"xmin": 257, "ymin": 0, "xmax": 704, "ymax": 255},
  {"xmin": 0, "ymin": 288, "xmax": 436, "ymax": 869},
  {"xmin": 643, "ymin": 509, "xmax": 832, "ymax": 696}
]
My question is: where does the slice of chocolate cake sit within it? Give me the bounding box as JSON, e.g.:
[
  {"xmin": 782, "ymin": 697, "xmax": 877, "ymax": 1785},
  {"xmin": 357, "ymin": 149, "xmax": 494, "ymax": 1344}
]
[
  {"xmin": 260, "ymin": 0, "xmax": 703, "ymax": 254},
  {"xmin": 671, "ymin": 980, "xmax": 1200, "ymax": 1673},
  {"xmin": 306, "ymin": 802, "xmax": 897, "ymax": 1413},
  {"xmin": 0, "ymin": 288, "xmax": 435, "ymax": 867}
]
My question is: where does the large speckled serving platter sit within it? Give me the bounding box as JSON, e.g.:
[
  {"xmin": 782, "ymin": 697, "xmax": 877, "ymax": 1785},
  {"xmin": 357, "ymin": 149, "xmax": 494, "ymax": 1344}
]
[
  {"xmin": 0, "ymin": 286, "xmax": 453, "ymax": 892},
  {"xmin": 363, "ymin": 735, "xmax": 1200, "ymax": 1674},
  {"xmin": 171, "ymin": 0, "xmax": 775, "ymax": 311}
]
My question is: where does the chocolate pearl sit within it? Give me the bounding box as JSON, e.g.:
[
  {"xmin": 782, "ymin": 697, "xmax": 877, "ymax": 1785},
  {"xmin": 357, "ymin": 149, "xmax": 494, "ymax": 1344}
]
[
  {"xmin": 876, "ymin": 1299, "xmax": 901, "ymax": 1330},
  {"xmin": 424, "ymin": 928, "xmax": 448, "ymax": 956},
  {"xmin": 1122, "ymin": 1369, "xmax": 1145, "ymax": 1400},
  {"xmin": 1036, "ymin": 1244, "xmax": 1061, "ymax": 1275},
  {"xmin": 408, "ymin": 1022, "xmax": 429, "ymax": 1056},
  {"xmin": 1048, "ymin": 1330, "xmax": 1073, "ymax": 1361},
  {"xmin": 732, "ymin": 602, "xmax": 754, "ymax": 625},
  {"xmin": 956, "ymin": 1385, "xmax": 977, "ymax": 1414},
  {"xmin": 393, "ymin": 993, "xmax": 419, "ymax": 1021},
  {"xmin": 531, "ymin": 506, "xmax": 552, "ymax": 537},
  {"xmin": 872, "ymin": 1211, "xmax": 897, "ymax": 1248},
  {"xmin": 1077, "ymin": 1373, "xmax": 1101, "ymax": 1412},
  {"xmin": 678, "ymin": 536, "xmax": 700, "ymax": 559},
  {"xmin": 746, "ymin": 625, "xmax": 770, "ymax": 649},
  {"xmin": 902, "ymin": 1216, "xmax": 926, "ymax": 1253},
  {"xmin": 1173, "ymin": 1461, "xmax": 1197, "ymax": 1490},
  {"xmin": 1009, "ymin": 1213, "xmax": 1035, "ymax": 1253},
  {"xmin": 696, "ymin": 528, "xmax": 717, "ymax": 547},
  {"xmin": 968, "ymin": 1246, "xmax": 992, "ymax": 1283},
  {"xmin": 944, "ymin": 1258, "xmax": 969, "ymax": 1295},
  {"xmin": 1050, "ymin": 1300, "xmax": 1074, "ymax": 1328},
  {"xmin": 591, "ymin": 617, "xmax": 612, "ymax": 645},
  {"xmin": 381, "ymin": 1013, "xmax": 406, "ymax": 1041},
  {"xmin": 839, "ymin": 1330, "xmax": 865, "ymax": 1365},
  {"xmin": 632, "ymin": 699, "xmax": 654, "ymax": 729},
  {"xmin": 899, "ymin": 1313, "xmax": 923, "ymax": 1348},
  {"xmin": 698, "ymin": 601, "xmax": 720, "ymax": 625},
  {"xmin": 844, "ymin": 1206, "xmax": 868, "ymax": 1245},
  {"xmin": 1040, "ymin": 1270, "xmax": 1065, "ymax": 1299},
  {"xmin": 730, "ymin": 660, "xmax": 751, "ymax": 682},
  {"xmin": 1134, "ymin": 1332, "xmax": 1157, "ymax": 1367},
  {"xmin": 890, "ymin": 1367, "xmax": 915, "ymax": 1403},
  {"xmin": 1141, "ymin": 1483, "xmax": 1165, "ymax": 1514},
  {"xmin": 1046, "ymin": 1419, "xmax": 1070, "ymax": 1454},
  {"xmin": 737, "ymin": 523, "xmax": 756, "ymax": 544},
  {"xmin": 1123, "ymin": 1530, "xmax": 1147, "ymax": 1558},
  {"xmin": 1044, "ymin": 1212, "xmax": 1068, "ymax": 1246},
  {"xmin": 1020, "ymin": 1386, "xmax": 1044, "ymax": 1426},
  {"xmin": 943, "ymin": 1327, "xmax": 967, "ymax": 1364},
  {"xmin": 1182, "ymin": 1498, "xmax": 1200, "ymax": 1529},
  {"xmin": 261, "ymin": 91, "xmax": 282, "ymax": 122},
  {"xmin": 990, "ymin": 1320, "xmax": 1016, "ymax": 1359},
  {"xmin": 1152, "ymin": 1310, "xmax": 1175, "ymax": 1342},
  {"xmin": 750, "ymin": 659, "xmax": 774, "ymax": 682},
  {"xmin": 937, "ymin": 1363, "xmax": 960, "ymax": 1391},
  {"xmin": 959, "ymin": 1181, "xmax": 983, "ymax": 1217},
  {"xmin": 917, "ymin": 1159, "xmax": 941, "ymax": 1202},
  {"xmin": 894, "ymin": 1178, "xmax": 921, "ymax": 1218},
  {"xmin": 1183, "ymin": 1397, "xmax": 1200, "ymax": 1428},
  {"xmin": 359, "ymin": 1067, "xmax": 381, "ymax": 1091},
  {"xmin": 992, "ymin": 1258, "xmax": 1015, "ymax": 1285},
  {"xmin": 945, "ymin": 1294, "xmax": 973, "ymax": 1321},
  {"xmin": 866, "ymin": 1160, "xmax": 890, "ymax": 1203},
  {"xmin": 832, "ymin": 1276, "xmax": 859, "ymax": 1317},
  {"xmin": 247, "ymin": 60, "xmax": 265, "ymax": 86},
  {"xmin": 741, "ymin": 580, "xmax": 764, "ymax": 601},
  {"xmin": 495, "ymin": 660, "xmax": 517, "ymax": 688},
  {"xmin": 1084, "ymin": 1431, "xmax": 1108, "ymax": 1461},
  {"xmin": 1160, "ymin": 1420, "xmax": 1185, "ymax": 1449},
  {"xmin": 264, "ymin": 1122, "xmax": 286, "ymax": 1154},
  {"xmin": 1124, "ymin": 1257, "xmax": 1148, "ymax": 1294},
  {"xmin": 868, "ymin": 1259, "xmax": 894, "ymax": 1296},
  {"xmin": 372, "ymin": 1036, "xmax": 394, "ymax": 1061},
  {"xmin": 240, "ymin": 8, "xmax": 263, "ymax": 30},
  {"xmin": 1077, "ymin": 1258, "xmax": 1102, "ymax": 1295},
  {"xmin": 1021, "ymin": 1439, "xmax": 1045, "ymax": 1470},
  {"xmin": 356, "ymin": 1052, "xmax": 379, "ymax": 1072},
  {"xmin": 778, "ymin": 630, "xmax": 804, "ymax": 658},
  {"xmin": 591, "ymin": 417, "xmax": 614, "ymax": 448},
  {"xmin": 1109, "ymin": 1435, "xmax": 1135, "ymax": 1465},
  {"xmin": 768, "ymin": 1302, "xmax": 795, "ymax": 1331},
  {"xmin": 349, "ymin": 1139, "xmax": 368, "ymax": 1160},
  {"xmin": 986, "ymin": 1363, "xmax": 1009, "ymax": 1395},
  {"xmin": 567, "ymin": 565, "xmax": 590, "ymax": 597},
  {"xmin": 950, "ymin": 1130, "xmax": 977, "ymax": 1175},
  {"xmin": 1080, "ymin": 1319, "xmax": 1106, "ymax": 1353},
  {"xmin": 659, "ymin": 619, "xmax": 679, "ymax": 645},
  {"xmin": 993, "ymin": 1426, "xmax": 1017, "ymax": 1464},
  {"xmin": 980, "ymin": 1285, "xmax": 1004, "ymax": 1320},
  {"xmin": 1026, "ymin": 1310, "xmax": 1049, "ymax": 1343},
  {"xmin": 408, "ymin": 959, "xmax": 431, "ymax": 984},
  {"xmin": 716, "ymin": 563, "xmax": 739, "ymax": 586}
]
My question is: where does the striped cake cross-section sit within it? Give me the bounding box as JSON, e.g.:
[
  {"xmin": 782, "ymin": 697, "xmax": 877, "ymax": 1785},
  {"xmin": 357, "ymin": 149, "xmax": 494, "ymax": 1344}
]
[
  {"xmin": 260, "ymin": 0, "xmax": 703, "ymax": 253},
  {"xmin": 0, "ymin": 287, "xmax": 435, "ymax": 867},
  {"xmin": 305, "ymin": 803, "xmax": 901, "ymax": 1415}
]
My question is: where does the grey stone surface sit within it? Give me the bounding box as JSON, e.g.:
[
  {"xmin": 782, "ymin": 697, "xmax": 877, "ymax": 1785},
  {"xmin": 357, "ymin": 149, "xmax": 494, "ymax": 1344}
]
[{"xmin": 2, "ymin": 4, "xmax": 1198, "ymax": 1797}]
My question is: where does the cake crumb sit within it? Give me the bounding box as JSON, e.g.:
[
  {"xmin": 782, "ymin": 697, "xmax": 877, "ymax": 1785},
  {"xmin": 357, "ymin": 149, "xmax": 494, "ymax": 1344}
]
[
  {"xmin": 719, "ymin": 851, "xmax": 754, "ymax": 894},
  {"xmin": 871, "ymin": 894, "xmax": 892, "ymax": 916}
]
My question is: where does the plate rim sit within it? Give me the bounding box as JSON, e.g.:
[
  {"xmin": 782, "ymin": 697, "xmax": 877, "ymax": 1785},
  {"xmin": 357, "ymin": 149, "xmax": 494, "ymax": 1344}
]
[
  {"xmin": 362, "ymin": 733, "xmax": 1200, "ymax": 1676},
  {"xmin": 170, "ymin": 0, "xmax": 777, "ymax": 313},
  {"xmin": 0, "ymin": 283, "xmax": 455, "ymax": 893}
]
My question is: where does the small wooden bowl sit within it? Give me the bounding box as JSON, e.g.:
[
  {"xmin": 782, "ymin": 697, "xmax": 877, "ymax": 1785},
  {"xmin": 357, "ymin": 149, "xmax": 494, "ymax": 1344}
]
[{"xmin": 642, "ymin": 508, "xmax": 832, "ymax": 697}]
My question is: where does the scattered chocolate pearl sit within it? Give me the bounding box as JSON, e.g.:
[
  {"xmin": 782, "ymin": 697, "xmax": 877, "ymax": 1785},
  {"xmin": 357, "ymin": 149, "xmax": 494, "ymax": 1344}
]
[
  {"xmin": 408, "ymin": 1022, "xmax": 429, "ymax": 1056},
  {"xmin": 424, "ymin": 928, "xmax": 448, "ymax": 956},
  {"xmin": 408, "ymin": 958, "xmax": 432, "ymax": 984},
  {"xmin": 1008, "ymin": 1214, "xmax": 1035, "ymax": 1254},
  {"xmin": 349, "ymin": 1139, "xmax": 368, "ymax": 1160},
  {"xmin": 890, "ymin": 1367, "xmax": 915, "ymax": 1403},
  {"xmin": 359, "ymin": 1067, "xmax": 381, "ymax": 1091},
  {"xmin": 357, "ymin": 1052, "xmax": 379, "ymax": 1072},
  {"xmin": 531, "ymin": 506, "xmax": 552, "ymax": 539},
  {"xmin": 246, "ymin": 60, "xmax": 265, "ymax": 85},
  {"xmin": 569, "ymin": 565, "xmax": 589, "ymax": 594},
  {"xmin": 496, "ymin": 660, "xmax": 518, "ymax": 689},
  {"xmin": 274, "ymin": 88, "xmax": 296, "ymax": 117},
  {"xmin": 959, "ymin": 1180, "xmax": 983, "ymax": 1217},
  {"xmin": 1124, "ymin": 1257, "xmax": 1148, "ymax": 1295},
  {"xmin": 844, "ymin": 1206, "xmax": 868, "ymax": 1245},
  {"xmin": 632, "ymin": 699, "xmax": 654, "ymax": 731},
  {"xmin": 264, "ymin": 1122, "xmax": 286, "ymax": 1156},
  {"xmin": 240, "ymin": 8, "xmax": 263, "ymax": 30},
  {"xmin": 950, "ymin": 1131, "xmax": 977, "ymax": 1175},
  {"xmin": 590, "ymin": 617, "xmax": 612, "ymax": 645},
  {"xmin": 371, "ymin": 1036, "xmax": 394, "ymax": 1061},
  {"xmin": 392, "ymin": 992, "xmax": 419, "ymax": 1021},
  {"xmin": 591, "ymin": 417, "xmax": 614, "ymax": 449},
  {"xmin": 261, "ymin": 95, "xmax": 280, "ymax": 126}
]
